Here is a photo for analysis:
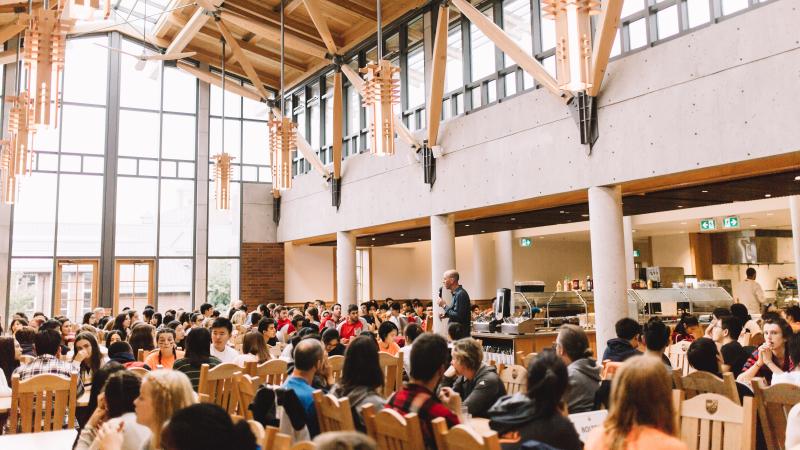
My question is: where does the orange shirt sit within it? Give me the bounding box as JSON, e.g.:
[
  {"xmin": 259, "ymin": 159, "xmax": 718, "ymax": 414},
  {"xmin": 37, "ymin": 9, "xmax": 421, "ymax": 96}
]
[
  {"xmin": 379, "ymin": 339, "xmax": 400, "ymax": 357},
  {"xmin": 144, "ymin": 350, "xmax": 176, "ymax": 370},
  {"xmin": 585, "ymin": 426, "xmax": 687, "ymax": 450}
]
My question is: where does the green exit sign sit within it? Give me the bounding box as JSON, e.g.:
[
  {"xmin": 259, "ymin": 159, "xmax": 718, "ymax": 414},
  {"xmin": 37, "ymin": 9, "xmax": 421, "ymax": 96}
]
[
  {"xmin": 519, "ymin": 238, "xmax": 532, "ymax": 247},
  {"xmin": 723, "ymin": 216, "xmax": 740, "ymax": 228},
  {"xmin": 700, "ymin": 218, "xmax": 717, "ymax": 231},
  {"xmin": 633, "ymin": 249, "xmax": 640, "ymax": 257}
]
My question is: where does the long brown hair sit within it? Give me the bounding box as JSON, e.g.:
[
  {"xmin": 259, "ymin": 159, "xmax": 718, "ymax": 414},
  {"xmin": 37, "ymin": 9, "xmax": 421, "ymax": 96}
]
[
  {"xmin": 603, "ymin": 356, "xmax": 676, "ymax": 450},
  {"xmin": 242, "ymin": 331, "xmax": 270, "ymax": 364}
]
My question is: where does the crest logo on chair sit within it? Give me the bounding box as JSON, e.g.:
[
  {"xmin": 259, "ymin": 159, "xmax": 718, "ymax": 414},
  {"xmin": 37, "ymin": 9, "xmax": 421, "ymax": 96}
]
[{"xmin": 705, "ymin": 399, "xmax": 719, "ymax": 414}]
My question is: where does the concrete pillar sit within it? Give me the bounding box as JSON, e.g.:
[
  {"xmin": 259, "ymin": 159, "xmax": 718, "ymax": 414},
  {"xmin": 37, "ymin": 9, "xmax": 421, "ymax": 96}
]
[
  {"xmin": 336, "ymin": 231, "xmax": 357, "ymax": 309},
  {"xmin": 623, "ymin": 216, "xmax": 636, "ymax": 285},
  {"xmin": 790, "ymin": 196, "xmax": 800, "ymax": 289},
  {"xmin": 431, "ymin": 214, "xmax": 456, "ymax": 335},
  {"xmin": 472, "ymin": 234, "xmax": 495, "ymax": 299},
  {"xmin": 0, "ymin": 42, "xmax": 18, "ymax": 318},
  {"xmin": 494, "ymin": 230, "xmax": 514, "ymax": 290},
  {"xmin": 588, "ymin": 186, "xmax": 628, "ymax": 358}
]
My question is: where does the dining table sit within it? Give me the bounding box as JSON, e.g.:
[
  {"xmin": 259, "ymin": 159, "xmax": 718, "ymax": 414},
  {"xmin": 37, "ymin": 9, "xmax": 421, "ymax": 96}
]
[{"xmin": 0, "ymin": 429, "xmax": 77, "ymax": 449}]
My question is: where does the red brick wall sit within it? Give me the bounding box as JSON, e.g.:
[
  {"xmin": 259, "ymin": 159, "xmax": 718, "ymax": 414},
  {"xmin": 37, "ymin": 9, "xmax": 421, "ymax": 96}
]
[{"xmin": 241, "ymin": 242, "xmax": 284, "ymax": 307}]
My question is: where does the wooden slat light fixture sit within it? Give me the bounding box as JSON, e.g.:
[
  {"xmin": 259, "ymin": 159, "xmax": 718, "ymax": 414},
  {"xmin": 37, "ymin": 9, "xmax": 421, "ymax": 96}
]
[
  {"xmin": 269, "ymin": 116, "xmax": 295, "ymax": 191},
  {"xmin": 212, "ymin": 152, "xmax": 234, "ymax": 210},
  {"xmin": 541, "ymin": 0, "xmax": 600, "ymax": 92}
]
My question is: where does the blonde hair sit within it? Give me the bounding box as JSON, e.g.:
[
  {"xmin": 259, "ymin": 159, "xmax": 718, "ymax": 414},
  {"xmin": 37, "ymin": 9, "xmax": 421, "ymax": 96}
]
[
  {"xmin": 142, "ymin": 370, "xmax": 197, "ymax": 449},
  {"xmin": 451, "ymin": 338, "xmax": 483, "ymax": 372},
  {"xmin": 231, "ymin": 310, "xmax": 247, "ymax": 326},
  {"xmin": 603, "ymin": 356, "xmax": 676, "ymax": 450}
]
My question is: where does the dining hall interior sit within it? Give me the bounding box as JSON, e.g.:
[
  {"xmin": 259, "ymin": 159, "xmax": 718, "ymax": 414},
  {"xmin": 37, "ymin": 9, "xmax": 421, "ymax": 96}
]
[{"xmin": 0, "ymin": 0, "xmax": 799, "ymax": 449}]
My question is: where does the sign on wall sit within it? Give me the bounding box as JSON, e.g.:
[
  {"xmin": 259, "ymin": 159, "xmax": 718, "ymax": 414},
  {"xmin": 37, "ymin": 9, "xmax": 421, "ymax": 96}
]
[
  {"xmin": 519, "ymin": 237, "xmax": 532, "ymax": 247},
  {"xmin": 723, "ymin": 216, "xmax": 740, "ymax": 228},
  {"xmin": 700, "ymin": 218, "xmax": 716, "ymax": 231}
]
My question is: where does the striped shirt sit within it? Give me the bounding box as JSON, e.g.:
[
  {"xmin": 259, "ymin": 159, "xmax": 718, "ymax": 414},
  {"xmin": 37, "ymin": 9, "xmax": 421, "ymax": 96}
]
[
  {"xmin": 13, "ymin": 354, "xmax": 85, "ymax": 396},
  {"xmin": 173, "ymin": 356, "xmax": 222, "ymax": 391}
]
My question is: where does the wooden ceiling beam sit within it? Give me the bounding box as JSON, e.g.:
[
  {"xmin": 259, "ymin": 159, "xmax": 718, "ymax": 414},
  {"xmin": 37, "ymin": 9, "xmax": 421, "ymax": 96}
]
[
  {"xmin": 215, "ymin": 18, "xmax": 270, "ymax": 99},
  {"xmin": 166, "ymin": 6, "xmax": 211, "ymax": 55},
  {"xmin": 224, "ymin": 0, "xmax": 334, "ymax": 45},
  {"xmin": 587, "ymin": 0, "xmax": 624, "ymax": 97},
  {"xmin": 301, "ymin": 0, "xmax": 337, "ymax": 55},
  {"xmin": 0, "ymin": 20, "xmax": 25, "ymax": 47},
  {"xmin": 427, "ymin": 4, "xmax": 449, "ymax": 148},
  {"xmin": 218, "ymin": 10, "xmax": 328, "ymax": 59},
  {"xmin": 323, "ymin": 0, "xmax": 375, "ymax": 22},
  {"xmin": 177, "ymin": 61, "xmax": 263, "ymax": 101},
  {"xmin": 0, "ymin": 48, "xmax": 16, "ymax": 65},
  {"xmin": 284, "ymin": 0, "xmax": 304, "ymax": 16},
  {"xmin": 185, "ymin": 45, "xmax": 280, "ymax": 90}
]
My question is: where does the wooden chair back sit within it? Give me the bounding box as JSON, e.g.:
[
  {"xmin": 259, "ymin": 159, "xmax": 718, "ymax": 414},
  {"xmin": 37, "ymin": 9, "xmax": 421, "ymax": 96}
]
[
  {"xmin": 432, "ymin": 417, "xmax": 501, "ymax": 450},
  {"xmin": 263, "ymin": 425, "xmax": 292, "ymax": 450},
  {"xmin": 233, "ymin": 332, "xmax": 245, "ymax": 353},
  {"xmin": 498, "ymin": 364, "xmax": 527, "ymax": 394},
  {"xmin": 312, "ymin": 390, "xmax": 355, "ymax": 432},
  {"xmin": 268, "ymin": 343, "xmax": 285, "ymax": 359},
  {"xmin": 600, "ymin": 360, "xmax": 624, "ymax": 380},
  {"xmin": 19, "ymin": 355, "xmax": 34, "ymax": 365},
  {"xmin": 246, "ymin": 358, "xmax": 288, "ymax": 385},
  {"xmin": 232, "ymin": 373, "xmax": 261, "ymax": 420},
  {"xmin": 680, "ymin": 371, "xmax": 740, "ymax": 404},
  {"xmin": 378, "ymin": 352, "xmax": 403, "ymax": 398},
  {"xmin": 362, "ymin": 404, "xmax": 425, "ymax": 450},
  {"xmin": 129, "ymin": 367, "xmax": 149, "ymax": 377},
  {"xmin": 669, "ymin": 341, "xmax": 691, "ymax": 376},
  {"xmin": 673, "ymin": 390, "xmax": 755, "ymax": 450},
  {"xmin": 137, "ymin": 348, "xmax": 145, "ymax": 362},
  {"xmin": 328, "ymin": 355, "xmax": 345, "ymax": 384},
  {"xmin": 198, "ymin": 363, "xmax": 242, "ymax": 414},
  {"xmin": 752, "ymin": 379, "xmax": 800, "ymax": 450},
  {"xmin": 8, "ymin": 373, "xmax": 78, "ymax": 434}
]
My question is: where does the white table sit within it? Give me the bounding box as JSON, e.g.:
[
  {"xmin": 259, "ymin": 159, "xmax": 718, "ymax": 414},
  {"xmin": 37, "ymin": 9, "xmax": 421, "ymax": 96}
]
[
  {"xmin": 0, "ymin": 429, "xmax": 77, "ymax": 449},
  {"xmin": 0, "ymin": 391, "xmax": 90, "ymax": 414}
]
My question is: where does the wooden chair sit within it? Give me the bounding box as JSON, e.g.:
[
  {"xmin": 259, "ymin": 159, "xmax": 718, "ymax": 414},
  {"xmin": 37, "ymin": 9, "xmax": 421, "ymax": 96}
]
[
  {"xmin": 752, "ymin": 378, "xmax": 800, "ymax": 450},
  {"xmin": 129, "ymin": 367, "xmax": 149, "ymax": 377},
  {"xmin": 673, "ymin": 390, "xmax": 755, "ymax": 450},
  {"xmin": 263, "ymin": 425, "xmax": 292, "ymax": 450},
  {"xmin": 749, "ymin": 332, "xmax": 765, "ymax": 348},
  {"xmin": 8, "ymin": 373, "xmax": 79, "ymax": 434},
  {"xmin": 378, "ymin": 352, "xmax": 403, "ymax": 398},
  {"xmin": 600, "ymin": 360, "xmax": 624, "ymax": 380},
  {"xmin": 312, "ymin": 390, "xmax": 355, "ymax": 432},
  {"xmin": 328, "ymin": 355, "xmax": 345, "ymax": 384},
  {"xmin": 268, "ymin": 343, "xmax": 285, "ymax": 359},
  {"xmin": 198, "ymin": 363, "xmax": 242, "ymax": 414},
  {"xmin": 680, "ymin": 371, "xmax": 740, "ymax": 404},
  {"xmin": 233, "ymin": 332, "xmax": 245, "ymax": 353},
  {"xmin": 432, "ymin": 417, "xmax": 501, "ymax": 450},
  {"xmin": 362, "ymin": 404, "xmax": 425, "ymax": 450},
  {"xmin": 669, "ymin": 341, "xmax": 691, "ymax": 376},
  {"xmin": 498, "ymin": 364, "xmax": 527, "ymax": 394},
  {"xmin": 137, "ymin": 348, "xmax": 145, "ymax": 362},
  {"xmin": 232, "ymin": 373, "xmax": 261, "ymax": 420},
  {"xmin": 246, "ymin": 359, "xmax": 288, "ymax": 385}
]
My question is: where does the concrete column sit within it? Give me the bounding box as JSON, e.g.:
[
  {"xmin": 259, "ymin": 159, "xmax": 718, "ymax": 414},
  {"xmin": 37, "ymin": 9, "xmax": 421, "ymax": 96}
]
[
  {"xmin": 431, "ymin": 214, "xmax": 456, "ymax": 335},
  {"xmin": 0, "ymin": 43, "xmax": 18, "ymax": 318},
  {"xmin": 194, "ymin": 63, "xmax": 210, "ymax": 308},
  {"xmin": 336, "ymin": 231, "xmax": 357, "ymax": 309},
  {"xmin": 588, "ymin": 186, "xmax": 628, "ymax": 358},
  {"xmin": 494, "ymin": 230, "xmax": 514, "ymax": 291},
  {"xmin": 623, "ymin": 216, "xmax": 636, "ymax": 285},
  {"xmin": 472, "ymin": 234, "xmax": 494, "ymax": 299},
  {"xmin": 790, "ymin": 196, "xmax": 800, "ymax": 289}
]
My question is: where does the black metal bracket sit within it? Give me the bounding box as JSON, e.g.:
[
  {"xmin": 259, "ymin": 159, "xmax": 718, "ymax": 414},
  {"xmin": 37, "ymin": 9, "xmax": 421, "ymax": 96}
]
[
  {"xmin": 421, "ymin": 140, "xmax": 436, "ymax": 187},
  {"xmin": 568, "ymin": 92, "xmax": 599, "ymax": 155},
  {"xmin": 330, "ymin": 177, "xmax": 342, "ymax": 209},
  {"xmin": 272, "ymin": 195, "xmax": 281, "ymax": 224}
]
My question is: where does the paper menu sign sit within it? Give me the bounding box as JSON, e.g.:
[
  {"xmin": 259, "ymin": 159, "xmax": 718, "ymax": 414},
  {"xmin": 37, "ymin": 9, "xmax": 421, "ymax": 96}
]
[{"xmin": 568, "ymin": 409, "xmax": 608, "ymax": 443}]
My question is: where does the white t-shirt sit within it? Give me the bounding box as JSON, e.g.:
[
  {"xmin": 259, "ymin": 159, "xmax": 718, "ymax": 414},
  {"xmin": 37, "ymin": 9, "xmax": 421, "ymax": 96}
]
[
  {"xmin": 739, "ymin": 279, "xmax": 766, "ymax": 314},
  {"xmin": 787, "ymin": 404, "xmax": 800, "ymax": 449},
  {"xmin": 233, "ymin": 353, "xmax": 259, "ymax": 368},
  {"xmin": 210, "ymin": 345, "xmax": 239, "ymax": 364}
]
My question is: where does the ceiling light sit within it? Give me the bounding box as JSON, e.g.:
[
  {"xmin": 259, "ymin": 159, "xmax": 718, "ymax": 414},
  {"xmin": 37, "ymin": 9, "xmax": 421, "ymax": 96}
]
[
  {"xmin": 680, "ymin": 222, "xmax": 687, "ymax": 225},
  {"xmin": 400, "ymin": 233, "xmax": 405, "ymax": 237},
  {"xmin": 581, "ymin": 214, "xmax": 589, "ymax": 218},
  {"xmin": 371, "ymin": 237, "xmax": 376, "ymax": 241},
  {"xmin": 539, "ymin": 236, "xmax": 545, "ymax": 239},
  {"xmin": 750, "ymin": 224, "xmax": 757, "ymax": 227},
  {"xmin": 481, "ymin": 230, "xmax": 486, "ymax": 233},
  {"xmin": 559, "ymin": 210, "xmax": 565, "ymax": 214},
  {"xmin": 766, "ymin": 213, "xmax": 774, "ymax": 216},
  {"xmin": 510, "ymin": 217, "xmax": 516, "ymax": 221},
  {"xmin": 677, "ymin": 206, "xmax": 684, "ymax": 208},
  {"xmin": 464, "ymin": 224, "xmax": 470, "ymax": 227},
  {"xmin": 764, "ymin": 194, "xmax": 771, "ymax": 198},
  {"xmin": 417, "ymin": 238, "xmax": 422, "ymax": 241},
  {"xmin": 795, "ymin": 176, "xmax": 800, "ymax": 181},
  {"xmin": 632, "ymin": 229, "xmax": 637, "ymax": 233},
  {"xmin": 701, "ymin": 190, "xmax": 708, "ymax": 193}
]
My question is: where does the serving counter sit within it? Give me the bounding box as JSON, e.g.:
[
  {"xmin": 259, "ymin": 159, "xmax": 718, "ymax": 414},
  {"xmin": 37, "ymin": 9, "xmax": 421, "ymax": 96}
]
[{"xmin": 472, "ymin": 329, "xmax": 597, "ymax": 366}]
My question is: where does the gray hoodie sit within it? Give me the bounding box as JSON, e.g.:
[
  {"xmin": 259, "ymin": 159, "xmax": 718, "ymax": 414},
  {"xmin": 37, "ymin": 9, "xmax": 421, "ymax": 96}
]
[
  {"xmin": 565, "ymin": 357, "xmax": 601, "ymax": 414},
  {"xmin": 441, "ymin": 364, "xmax": 506, "ymax": 418}
]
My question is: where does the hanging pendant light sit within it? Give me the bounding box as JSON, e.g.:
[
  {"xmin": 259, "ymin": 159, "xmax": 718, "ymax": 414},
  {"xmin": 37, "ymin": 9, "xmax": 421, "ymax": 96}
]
[
  {"xmin": 23, "ymin": 1, "xmax": 72, "ymax": 128},
  {"xmin": 268, "ymin": 0, "xmax": 296, "ymax": 191},
  {"xmin": 362, "ymin": 0, "xmax": 399, "ymax": 156},
  {"xmin": 542, "ymin": 0, "xmax": 600, "ymax": 92},
  {"xmin": 213, "ymin": 38, "xmax": 235, "ymax": 210}
]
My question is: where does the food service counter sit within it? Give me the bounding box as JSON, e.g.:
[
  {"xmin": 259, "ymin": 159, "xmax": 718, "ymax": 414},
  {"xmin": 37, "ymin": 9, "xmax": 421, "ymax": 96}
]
[{"xmin": 472, "ymin": 329, "xmax": 597, "ymax": 366}]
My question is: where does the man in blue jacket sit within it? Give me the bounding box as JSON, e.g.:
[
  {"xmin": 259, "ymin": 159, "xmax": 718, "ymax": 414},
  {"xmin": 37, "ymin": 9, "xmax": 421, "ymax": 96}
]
[{"xmin": 438, "ymin": 269, "xmax": 471, "ymax": 338}]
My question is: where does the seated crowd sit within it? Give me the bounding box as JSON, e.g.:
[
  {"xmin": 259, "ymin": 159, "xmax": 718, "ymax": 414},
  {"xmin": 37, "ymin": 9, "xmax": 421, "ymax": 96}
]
[{"xmin": 1, "ymin": 298, "xmax": 800, "ymax": 450}]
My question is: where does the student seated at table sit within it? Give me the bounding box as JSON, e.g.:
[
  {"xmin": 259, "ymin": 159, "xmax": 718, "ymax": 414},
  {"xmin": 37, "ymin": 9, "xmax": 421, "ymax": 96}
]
[
  {"xmin": 159, "ymin": 403, "xmax": 258, "ymax": 450},
  {"xmin": 210, "ymin": 318, "xmax": 239, "ymax": 364},
  {"xmin": 686, "ymin": 338, "xmax": 753, "ymax": 401},
  {"xmin": 602, "ymin": 318, "xmax": 642, "ymax": 363},
  {"xmin": 75, "ymin": 371, "xmax": 150, "ymax": 450},
  {"xmin": 711, "ymin": 316, "xmax": 749, "ymax": 377},
  {"xmin": 555, "ymin": 324, "xmax": 600, "ymax": 413},
  {"xmin": 441, "ymin": 337, "xmax": 505, "ymax": 418},
  {"xmin": 386, "ymin": 333, "xmax": 460, "ymax": 449},
  {"xmin": 585, "ymin": 356, "xmax": 687, "ymax": 450},
  {"xmin": 672, "ymin": 314, "xmax": 702, "ymax": 344},
  {"xmin": 402, "ymin": 324, "xmax": 422, "ymax": 377},
  {"xmin": 72, "ymin": 332, "xmax": 109, "ymax": 392},
  {"xmin": 738, "ymin": 317, "xmax": 794, "ymax": 386},
  {"xmin": 731, "ymin": 303, "xmax": 762, "ymax": 345},
  {"xmin": 281, "ymin": 338, "xmax": 326, "ymax": 438},
  {"xmin": 322, "ymin": 328, "xmax": 346, "ymax": 357},
  {"xmin": 377, "ymin": 321, "xmax": 400, "ymax": 356},
  {"xmin": 233, "ymin": 331, "xmax": 271, "ymax": 367},
  {"xmin": 144, "ymin": 328, "xmax": 179, "ymax": 370},
  {"xmin": 13, "ymin": 328, "xmax": 85, "ymax": 396},
  {"xmin": 96, "ymin": 370, "xmax": 197, "ymax": 450},
  {"xmin": 331, "ymin": 335, "xmax": 386, "ymax": 431},
  {"xmin": 642, "ymin": 317, "xmax": 673, "ymax": 370},
  {"xmin": 173, "ymin": 327, "xmax": 221, "ymax": 391},
  {"xmin": 0, "ymin": 336, "xmax": 20, "ymax": 397},
  {"xmin": 487, "ymin": 349, "xmax": 582, "ymax": 450}
]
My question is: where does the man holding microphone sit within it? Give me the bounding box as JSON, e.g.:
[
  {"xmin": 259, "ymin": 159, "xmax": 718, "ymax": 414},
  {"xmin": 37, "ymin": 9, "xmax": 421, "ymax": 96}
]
[{"xmin": 438, "ymin": 270, "xmax": 471, "ymax": 339}]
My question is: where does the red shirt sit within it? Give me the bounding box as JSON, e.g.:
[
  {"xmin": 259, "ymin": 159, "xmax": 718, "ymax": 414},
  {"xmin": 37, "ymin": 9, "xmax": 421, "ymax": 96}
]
[
  {"xmin": 277, "ymin": 318, "xmax": 295, "ymax": 334},
  {"xmin": 338, "ymin": 319, "xmax": 363, "ymax": 341},
  {"xmin": 386, "ymin": 383, "xmax": 460, "ymax": 448}
]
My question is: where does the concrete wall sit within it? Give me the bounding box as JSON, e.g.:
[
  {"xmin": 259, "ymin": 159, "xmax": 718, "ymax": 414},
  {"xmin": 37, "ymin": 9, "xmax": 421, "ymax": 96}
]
[
  {"xmin": 277, "ymin": 1, "xmax": 800, "ymax": 242},
  {"xmin": 513, "ymin": 239, "xmax": 593, "ymax": 291},
  {"xmin": 651, "ymin": 234, "xmax": 693, "ymax": 274},
  {"xmin": 242, "ymin": 183, "xmax": 277, "ymax": 244},
  {"xmin": 284, "ymin": 243, "xmax": 334, "ymax": 303}
]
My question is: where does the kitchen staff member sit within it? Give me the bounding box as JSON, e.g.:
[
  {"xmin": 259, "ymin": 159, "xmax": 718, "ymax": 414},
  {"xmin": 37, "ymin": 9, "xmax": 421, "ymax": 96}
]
[
  {"xmin": 438, "ymin": 270, "xmax": 471, "ymax": 339},
  {"xmin": 739, "ymin": 267, "xmax": 767, "ymax": 315}
]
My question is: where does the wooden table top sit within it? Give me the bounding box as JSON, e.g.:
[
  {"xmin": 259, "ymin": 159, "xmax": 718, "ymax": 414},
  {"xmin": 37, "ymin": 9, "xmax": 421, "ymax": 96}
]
[
  {"xmin": 0, "ymin": 391, "xmax": 90, "ymax": 414},
  {"xmin": 0, "ymin": 429, "xmax": 77, "ymax": 449}
]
